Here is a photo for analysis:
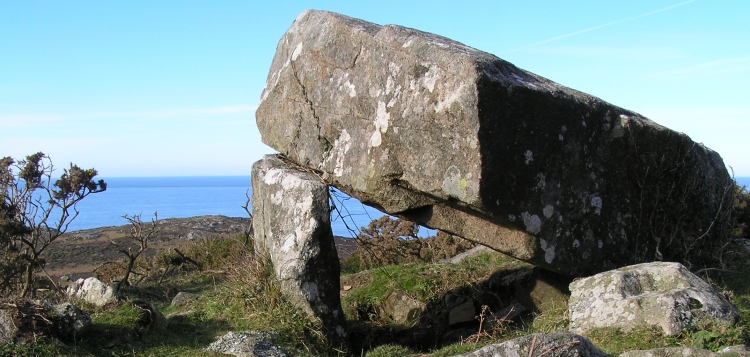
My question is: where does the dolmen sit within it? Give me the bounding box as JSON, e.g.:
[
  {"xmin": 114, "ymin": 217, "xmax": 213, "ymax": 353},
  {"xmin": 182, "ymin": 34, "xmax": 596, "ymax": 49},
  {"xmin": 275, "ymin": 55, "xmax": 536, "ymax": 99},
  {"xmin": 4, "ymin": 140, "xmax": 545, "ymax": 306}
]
[{"xmin": 251, "ymin": 9, "xmax": 735, "ymax": 348}]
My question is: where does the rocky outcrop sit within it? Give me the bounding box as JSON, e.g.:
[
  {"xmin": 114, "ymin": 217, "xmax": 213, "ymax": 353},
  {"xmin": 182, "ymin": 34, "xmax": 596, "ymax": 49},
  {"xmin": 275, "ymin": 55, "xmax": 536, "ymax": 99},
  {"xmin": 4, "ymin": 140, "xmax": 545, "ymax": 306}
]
[
  {"xmin": 66, "ymin": 277, "xmax": 118, "ymax": 307},
  {"xmin": 0, "ymin": 299, "xmax": 91, "ymax": 344},
  {"xmin": 380, "ymin": 291, "xmax": 426, "ymax": 324},
  {"xmin": 450, "ymin": 332, "xmax": 610, "ymax": 357},
  {"xmin": 171, "ymin": 291, "xmax": 200, "ymax": 307},
  {"xmin": 569, "ymin": 262, "xmax": 739, "ymax": 336},
  {"xmin": 256, "ymin": 9, "xmax": 734, "ymax": 277},
  {"xmin": 205, "ymin": 331, "xmax": 288, "ymax": 357},
  {"xmin": 251, "ymin": 155, "xmax": 347, "ymax": 349},
  {"xmin": 619, "ymin": 346, "xmax": 749, "ymax": 357}
]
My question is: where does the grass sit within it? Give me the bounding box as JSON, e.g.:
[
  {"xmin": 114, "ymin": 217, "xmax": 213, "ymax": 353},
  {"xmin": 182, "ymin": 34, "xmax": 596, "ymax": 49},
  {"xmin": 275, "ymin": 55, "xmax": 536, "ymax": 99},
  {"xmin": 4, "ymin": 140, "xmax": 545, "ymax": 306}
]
[{"xmin": 1, "ymin": 234, "xmax": 749, "ymax": 356}]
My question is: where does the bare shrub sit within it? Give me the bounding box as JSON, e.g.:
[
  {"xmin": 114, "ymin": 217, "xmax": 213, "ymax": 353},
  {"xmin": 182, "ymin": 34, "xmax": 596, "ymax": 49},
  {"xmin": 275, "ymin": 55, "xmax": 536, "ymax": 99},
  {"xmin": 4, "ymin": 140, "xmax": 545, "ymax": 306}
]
[{"xmin": 354, "ymin": 216, "xmax": 474, "ymax": 270}]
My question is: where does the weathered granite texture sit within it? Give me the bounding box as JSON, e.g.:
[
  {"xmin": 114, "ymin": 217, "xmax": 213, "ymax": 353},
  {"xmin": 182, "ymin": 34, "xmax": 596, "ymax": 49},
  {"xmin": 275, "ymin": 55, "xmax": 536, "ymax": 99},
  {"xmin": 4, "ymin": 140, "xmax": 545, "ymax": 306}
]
[
  {"xmin": 251, "ymin": 155, "xmax": 347, "ymax": 349},
  {"xmin": 450, "ymin": 332, "xmax": 610, "ymax": 357},
  {"xmin": 256, "ymin": 10, "xmax": 734, "ymax": 276},
  {"xmin": 619, "ymin": 346, "xmax": 749, "ymax": 357},
  {"xmin": 569, "ymin": 262, "xmax": 739, "ymax": 336},
  {"xmin": 66, "ymin": 277, "xmax": 118, "ymax": 307}
]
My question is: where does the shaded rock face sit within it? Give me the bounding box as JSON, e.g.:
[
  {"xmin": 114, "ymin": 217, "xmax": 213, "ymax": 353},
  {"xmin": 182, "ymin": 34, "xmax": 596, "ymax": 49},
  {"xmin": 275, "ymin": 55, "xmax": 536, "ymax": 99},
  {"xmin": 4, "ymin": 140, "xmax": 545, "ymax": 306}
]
[
  {"xmin": 251, "ymin": 155, "xmax": 347, "ymax": 348},
  {"xmin": 568, "ymin": 262, "xmax": 739, "ymax": 336},
  {"xmin": 256, "ymin": 10, "xmax": 734, "ymax": 276},
  {"xmin": 451, "ymin": 332, "xmax": 609, "ymax": 357}
]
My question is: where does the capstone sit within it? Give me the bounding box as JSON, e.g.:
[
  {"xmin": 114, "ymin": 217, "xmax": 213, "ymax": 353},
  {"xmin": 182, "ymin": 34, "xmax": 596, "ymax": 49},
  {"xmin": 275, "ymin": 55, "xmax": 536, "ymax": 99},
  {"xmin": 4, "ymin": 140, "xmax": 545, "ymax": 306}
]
[{"xmin": 256, "ymin": 10, "xmax": 733, "ymax": 276}]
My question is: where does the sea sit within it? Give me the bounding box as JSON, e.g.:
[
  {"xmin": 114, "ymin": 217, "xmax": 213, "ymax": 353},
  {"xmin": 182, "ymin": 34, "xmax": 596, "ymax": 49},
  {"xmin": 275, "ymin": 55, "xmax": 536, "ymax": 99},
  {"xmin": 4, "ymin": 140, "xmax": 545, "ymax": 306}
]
[
  {"xmin": 68, "ymin": 176, "xmax": 385, "ymax": 238},
  {"xmin": 67, "ymin": 176, "xmax": 750, "ymax": 237}
]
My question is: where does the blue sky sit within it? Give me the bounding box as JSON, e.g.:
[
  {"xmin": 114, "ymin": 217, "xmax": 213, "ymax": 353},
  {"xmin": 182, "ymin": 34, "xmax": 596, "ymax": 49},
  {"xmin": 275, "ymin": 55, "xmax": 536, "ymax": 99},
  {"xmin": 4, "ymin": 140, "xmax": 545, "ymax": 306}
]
[{"xmin": 1, "ymin": 0, "xmax": 748, "ymax": 177}]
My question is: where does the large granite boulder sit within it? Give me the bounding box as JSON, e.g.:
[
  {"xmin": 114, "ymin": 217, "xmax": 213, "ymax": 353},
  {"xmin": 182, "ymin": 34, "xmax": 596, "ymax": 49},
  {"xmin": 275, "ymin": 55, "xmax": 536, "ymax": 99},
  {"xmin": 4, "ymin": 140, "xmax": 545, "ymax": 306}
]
[
  {"xmin": 256, "ymin": 10, "xmax": 734, "ymax": 276},
  {"xmin": 568, "ymin": 262, "xmax": 739, "ymax": 336},
  {"xmin": 251, "ymin": 155, "xmax": 347, "ymax": 349}
]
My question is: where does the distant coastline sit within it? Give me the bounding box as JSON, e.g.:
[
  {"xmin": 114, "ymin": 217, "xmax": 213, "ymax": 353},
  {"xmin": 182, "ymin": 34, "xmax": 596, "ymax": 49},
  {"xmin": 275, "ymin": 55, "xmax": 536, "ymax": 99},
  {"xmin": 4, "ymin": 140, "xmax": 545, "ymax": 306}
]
[{"xmin": 65, "ymin": 176, "xmax": 750, "ymax": 235}]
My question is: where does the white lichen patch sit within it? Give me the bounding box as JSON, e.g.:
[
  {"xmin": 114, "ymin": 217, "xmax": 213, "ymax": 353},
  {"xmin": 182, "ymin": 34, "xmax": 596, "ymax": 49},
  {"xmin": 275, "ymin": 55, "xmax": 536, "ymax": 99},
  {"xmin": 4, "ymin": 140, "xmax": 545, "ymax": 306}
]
[
  {"xmin": 386, "ymin": 76, "xmax": 395, "ymax": 95},
  {"xmin": 369, "ymin": 101, "xmax": 390, "ymax": 147},
  {"xmin": 540, "ymin": 238, "xmax": 555, "ymax": 263},
  {"xmin": 388, "ymin": 61, "xmax": 401, "ymax": 74},
  {"xmin": 343, "ymin": 80, "xmax": 356, "ymax": 97},
  {"xmin": 536, "ymin": 173, "xmax": 546, "ymax": 190},
  {"xmin": 331, "ymin": 129, "xmax": 352, "ymax": 177},
  {"xmin": 543, "ymin": 204, "xmax": 554, "ymax": 219},
  {"xmin": 422, "ymin": 65, "xmax": 438, "ymax": 92},
  {"xmin": 524, "ymin": 150, "xmax": 533, "ymax": 165},
  {"xmin": 590, "ymin": 196, "xmax": 603, "ymax": 215},
  {"xmin": 467, "ymin": 136, "xmax": 478, "ymax": 150},
  {"xmin": 521, "ymin": 212, "xmax": 542, "ymax": 234},
  {"xmin": 435, "ymin": 83, "xmax": 465, "ymax": 113}
]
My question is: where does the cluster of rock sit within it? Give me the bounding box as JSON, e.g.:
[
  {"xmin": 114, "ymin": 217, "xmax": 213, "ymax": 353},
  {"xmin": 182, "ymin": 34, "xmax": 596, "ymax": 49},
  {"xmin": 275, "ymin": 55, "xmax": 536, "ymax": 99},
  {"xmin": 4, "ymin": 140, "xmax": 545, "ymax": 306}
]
[
  {"xmin": 0, "ymin": 299, "xmax": 91, "ymax": 345},
  {"xmin": 0, "ymin": 277, "xmax": 172, "ymax": 346},
  {"xmin": 249, "ymin": 9, "xmax": 743, "ymax": 356}
]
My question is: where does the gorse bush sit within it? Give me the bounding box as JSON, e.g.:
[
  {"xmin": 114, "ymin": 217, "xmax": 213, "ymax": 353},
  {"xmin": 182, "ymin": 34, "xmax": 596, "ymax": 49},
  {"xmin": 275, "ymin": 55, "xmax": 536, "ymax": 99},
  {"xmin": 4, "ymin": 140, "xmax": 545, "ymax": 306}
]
[{"xmin": 0, "ymin": 153, "xmax": 105, "ymax": 297}]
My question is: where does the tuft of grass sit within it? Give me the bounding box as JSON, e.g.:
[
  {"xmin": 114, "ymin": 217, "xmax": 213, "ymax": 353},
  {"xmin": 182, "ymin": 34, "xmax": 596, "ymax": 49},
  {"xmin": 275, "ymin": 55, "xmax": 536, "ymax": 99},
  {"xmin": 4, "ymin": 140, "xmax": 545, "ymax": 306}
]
[
  {"xmin": 584, "ymin": 325, "xmax": 679, "ymax": 355},
  {"xmin": 363, "ymin": 344, "xmax": 418, "ymax": 357}
]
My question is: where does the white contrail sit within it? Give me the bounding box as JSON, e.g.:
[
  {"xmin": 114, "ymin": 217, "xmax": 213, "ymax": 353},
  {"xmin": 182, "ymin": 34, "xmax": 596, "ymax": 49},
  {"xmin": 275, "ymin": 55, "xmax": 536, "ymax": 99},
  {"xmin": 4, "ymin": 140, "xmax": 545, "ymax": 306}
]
[{"xmin": 502, "ymin": 0, "xmax": 699, "ymax": 54}]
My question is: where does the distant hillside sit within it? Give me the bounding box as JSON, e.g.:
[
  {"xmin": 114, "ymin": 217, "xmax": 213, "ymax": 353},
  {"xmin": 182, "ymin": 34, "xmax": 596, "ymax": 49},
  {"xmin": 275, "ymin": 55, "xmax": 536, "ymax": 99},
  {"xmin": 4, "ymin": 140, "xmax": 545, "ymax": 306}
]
[{"xmin": 43, "ymin": 215, "xmax": 358, "ymax": 280}]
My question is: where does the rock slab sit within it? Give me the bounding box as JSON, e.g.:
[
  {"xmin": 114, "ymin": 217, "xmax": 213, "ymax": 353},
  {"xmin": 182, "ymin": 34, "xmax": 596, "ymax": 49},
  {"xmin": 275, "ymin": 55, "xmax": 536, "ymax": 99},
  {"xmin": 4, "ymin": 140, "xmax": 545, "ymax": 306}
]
[
  {"xmin": 620, "ymin": 345, "xmax": 749, "ymax": 357},
  {"xmin": 206, "ymin": 331, "xmax": 287, "ymax": 357},
  {"xmin": 251, "ymin": 155, "xmax": 347, "ymax": 348},
  {"xmin": 256, "ymin": 9, "xmax": 734, "ymax": 276},
  {"xmin": 569, "ymin": 262, "xmax": 739, "ymax": 336},
  {"xmin": 450, "ymin": 332, "xmax": 610, "ymax": 357},
  {"xmin": 66, "ymin": 277, "xmax": 118, "ymax": 307}
]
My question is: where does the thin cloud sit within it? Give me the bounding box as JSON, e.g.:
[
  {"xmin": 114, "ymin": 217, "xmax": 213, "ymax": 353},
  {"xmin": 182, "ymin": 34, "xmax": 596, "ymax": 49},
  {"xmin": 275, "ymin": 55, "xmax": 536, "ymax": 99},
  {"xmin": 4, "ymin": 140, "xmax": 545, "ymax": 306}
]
[
  {"xmin": 521, "ymin": 45, "xmax": 685, "ymax": 60},
  {"xmin": 502, "ymin": 0, "xmax": 699, "ymax": 54},
  {"xmin": 648, "ymin": 56, "xmax": 750, "ymax": 77}
]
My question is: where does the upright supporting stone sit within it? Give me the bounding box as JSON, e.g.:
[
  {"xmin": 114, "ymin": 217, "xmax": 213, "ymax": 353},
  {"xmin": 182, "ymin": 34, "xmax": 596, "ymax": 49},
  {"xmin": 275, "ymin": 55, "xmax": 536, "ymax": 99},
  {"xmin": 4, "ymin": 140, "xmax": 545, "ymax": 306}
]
[{"xmin": 251, "ymin": 155, "xmax": 347, "ymax": 348}]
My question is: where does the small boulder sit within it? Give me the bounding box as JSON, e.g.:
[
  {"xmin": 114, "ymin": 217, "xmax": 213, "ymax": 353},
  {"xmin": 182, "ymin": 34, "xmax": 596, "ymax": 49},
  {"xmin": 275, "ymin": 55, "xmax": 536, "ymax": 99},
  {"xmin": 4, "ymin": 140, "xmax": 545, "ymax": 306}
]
[
  {"xmin": 381, "ymin": 291, "xmax": 426, "ymax": 325},
  {"xmin": 439, "ymin": 245, "xmax": 493, "ymax": 265},
  {"xmin": 48, "ymin": 302, "xmax": 92, "ymax": 341},
  {"xmin": 165, "ymin": 309, "xmax": 199, "ymax": 323},
  {"xmin": 171, "ymin": 292, "xmax": 200, "ymax": 307},
  {"xmin": 448, "ymin": 298, "xmax": 475, "ymax": 327},
  {"xmin": 569, "ymin": 262, "xmax": 739, "ymax": 336},
  {"xmin": 131, "ymin": 300, "xmax": 167, "ymax": 330},
  {"xmin": 206, "ymin": 331, "xmax": 287, "ymax": 357},
  {"xmin": 67, "ymin": 277, "xmax": 118, "ymax": 307},
  {"xmin": 451, "ymin": 332, "xmax": 609, "ymax": 357}
]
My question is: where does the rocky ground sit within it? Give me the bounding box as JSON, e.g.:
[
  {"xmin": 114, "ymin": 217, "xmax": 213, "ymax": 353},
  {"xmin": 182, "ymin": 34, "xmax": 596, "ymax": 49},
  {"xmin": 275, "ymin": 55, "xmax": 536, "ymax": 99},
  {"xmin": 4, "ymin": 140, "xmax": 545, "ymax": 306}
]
[{"xmin": 43, "ymin": 215, "xmax": 358, "ymax": 280}]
